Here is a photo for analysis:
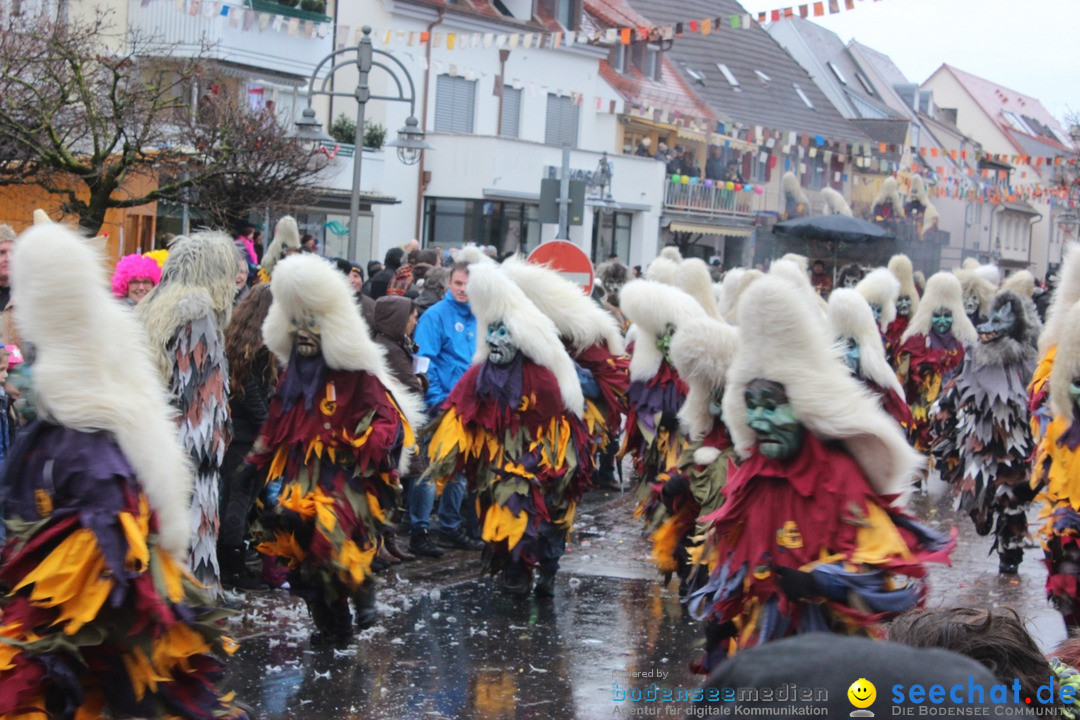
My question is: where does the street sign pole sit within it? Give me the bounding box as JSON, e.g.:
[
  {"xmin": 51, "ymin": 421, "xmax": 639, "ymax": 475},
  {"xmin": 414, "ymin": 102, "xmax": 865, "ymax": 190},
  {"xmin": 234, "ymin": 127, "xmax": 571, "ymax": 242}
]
[{"xmin": 557, "ymin": 144, "xmax": 571, "ymax": 240}]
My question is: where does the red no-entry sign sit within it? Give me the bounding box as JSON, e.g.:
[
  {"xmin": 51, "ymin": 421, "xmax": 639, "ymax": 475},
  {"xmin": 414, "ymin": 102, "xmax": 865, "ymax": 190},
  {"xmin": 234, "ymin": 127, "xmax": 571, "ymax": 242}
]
[{"xmin": 527, "ymin": 241, "xmax": 594, "ymax": 295}]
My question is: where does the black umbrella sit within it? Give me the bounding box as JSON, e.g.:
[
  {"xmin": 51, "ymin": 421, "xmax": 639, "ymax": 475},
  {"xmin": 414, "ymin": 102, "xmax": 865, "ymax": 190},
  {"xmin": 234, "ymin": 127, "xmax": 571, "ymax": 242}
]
[{"xmin": 773, "ymin": 214, "xmax": 894, "ymax": 243}]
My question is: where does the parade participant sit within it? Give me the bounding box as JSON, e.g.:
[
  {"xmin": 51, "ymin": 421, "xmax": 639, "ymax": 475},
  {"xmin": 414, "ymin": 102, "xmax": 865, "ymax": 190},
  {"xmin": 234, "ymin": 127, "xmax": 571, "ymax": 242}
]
[
  {"xmin": 1001, "ymin": 270, "xmax": 1042, "ymax": 348},
  {"xmin": 932, "ymin": 292, "xmax": 1036, "ymax": 574},
  {"xmin": 595, "ymin": 259, "xmax": 631, "ymax": 333},
  {"xmin": 904, "ymin": 176, "xmax": 941, "ymax": 238},
  {"xmin": 781, "ymin": 171, "xmax": 809, "ymax": 219},
  {"xmin": 250, "ymin": 254, "xmax": 423, "ymax": 643},
  {"xmin": 618, "ymin": 280, "xmax": 705, "ymax": 489},
  {"xmin": 836, "ymin": 263, "xmax": 865, "ymax": 290},
  {"xmin": 0, "ymin": 223, "xmax": 249, "ymax": 719},
  {"xmin": 717, "ymin": 268, "xmax": 763, "ymax": 323},
  {"xmin": 871, "ymin": 177, "xmax": 904, "ymax": 231},
  {"xmin": 856, "ymin": 267, "xmax": 900, "ymax": 357},
  {"xmin": 955, "ymin": 263, "xmax": 998, "ymax": 327},
  {"xmin": 137, "ymin": 231, "xmax": 239, "ymax": 594},
  {"xmin": 111, "ymin": 252, "xmax": 162, "ymax": 305},
  {"xmin": 500, "ymin": 256, "xmax": 630, "ymax": 491},
  {"xmin": 1033, "ymin": 297, "xmax": 1080, "ymax": 629},
  {"xmin": 809, "ymin": 259, "xmax": 832, "ymax": 299},
  {"xmin": 641, "ymin": 315, "xmax": 738, "ymax": 595},
  {"xmin": 257, "ymin": 215, "xmax": 301, "ymax": 282},
  {"xmin": 896, "ymin": 272, "xmax": 976, "ymax": 455},
  {"xmin": 886, "ymin": 254, "xmax": 920, "ymax": 366},
  {"xmin": 1031, "ymin": 243, "xmax": 1080, "ymax": 445},
  {"xmin": 827, "ymin": 288, "xmax": 913, "ymax": 431},
  {"xmin": 686, "ymin": 276, "xmax": 950, "ymax": 672},
  {"xmin": 425, "ymin": 263, "xmax": 590, "ymax": 597}
]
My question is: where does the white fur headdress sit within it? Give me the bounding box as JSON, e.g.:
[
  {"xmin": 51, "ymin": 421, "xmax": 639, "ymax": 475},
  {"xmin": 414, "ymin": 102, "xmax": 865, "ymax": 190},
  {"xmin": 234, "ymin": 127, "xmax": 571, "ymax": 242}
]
[
  {"xmin": 901, "ymin": 271, "xmax": 977, "ymax": 344},
  {"xmin": 453, "ymin": 243, "xmax": 497, "ymax": 267},
  {"xmin": 13, "ymin": 224, "xmax": 194, "ymax": 560},
  {"xmin": 856, "ymin": 267, "xmax": 900, "ymax": 332},
  {"xmin": 137, "ymin": 231, "xmax": 239, "ymax": 384},
  {"xmin": 261, "ymin": 216, "xmax": 301, "ymax": 278},
  {"xmin": 645, "ymin": 254, "xmax": 680, "ymax": 286},
  {"xmin": 724, "ymin": 276, "xmax": 922, "ymax": 498},
  {"xmin": 1002, "ymin": 270, "xmax": 1035, "ymax": 298},
  {"xmin": 781, "ymin": 172, "xmax": 810, "ymax": 208},
  {"xmin": 619, "ymin": 279, "xmax": 706, "ymax": 382},
  {"xmin": 887, "ymin": 254, "xmax": 920, "ymax": 317},
  {"xmin": 466, "ymin": 262, "xmax": 584, "ymax": 417},
  {"xmin": 873, "ymin": 177, "xmax": 904, "ymax": 216},
  {"xmin": 263, "ymin": 255, "xmax": 425, "ymax": 430},
  {"xmin": 1049, "ymin": 298, "xmax": 1080, "ymax": 423},
  {"xmin": 669, "ymin": 316, "xmax": 739, "ymax": 441},
  {"xmin": 821, "ymin": 186, "xmax": 853, "ymax": 217},
  {"xmin": 1040, "ymin": 241, "xmax": 1080, "ymax": 355},
  {"xmin": 953, "ymin": 266, "xmax": 996, "ymax": 317},
  {"xmin": 646, "ymin": 249, "xmax": 722, "ymax": 319},
  {"xmin": 718, "ymin": 267, "xmax": 763, "ymax": 323},
  {"xmin": 499, "ymin": 255, "xmax": 624, "ymax": 356},
  {"xmin": 769, "ymin": 258, "xmax": 828, "ymax": 318},
  {"xmin": 827, "ymin": 289, "xmax": 905, "ymax": 398}
]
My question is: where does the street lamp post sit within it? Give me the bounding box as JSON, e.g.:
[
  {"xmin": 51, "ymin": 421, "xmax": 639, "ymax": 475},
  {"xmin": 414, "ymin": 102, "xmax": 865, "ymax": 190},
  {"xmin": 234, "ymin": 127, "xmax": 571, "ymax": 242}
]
[{"xmin": 294, "ymin": 26, "xmax": 432, "ymax": 264}]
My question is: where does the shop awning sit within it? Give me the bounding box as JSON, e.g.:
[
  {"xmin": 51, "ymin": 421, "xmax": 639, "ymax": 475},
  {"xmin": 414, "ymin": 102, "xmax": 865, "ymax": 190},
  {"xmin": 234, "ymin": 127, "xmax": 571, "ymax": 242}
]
[{"xmin": 669, "ymin": 222, "xmax": 753, "ymax": 237}]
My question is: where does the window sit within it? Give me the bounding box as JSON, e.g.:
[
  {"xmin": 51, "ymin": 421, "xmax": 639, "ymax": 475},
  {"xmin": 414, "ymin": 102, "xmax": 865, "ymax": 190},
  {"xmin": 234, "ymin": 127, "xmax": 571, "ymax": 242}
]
[
  {"xmin": 499, "ymin": 86, "xmax": 521, "ymax": 138},
  {"xmin": 750, "ymin": 150, "xmax": 770, "ymax": 183},
  {"xmin": 434, "ymin": 75, "xmax": 476, "ymax": 133},
  {"xmin": 794, "ymin": 83, "xmax": 814, "ymax": 109},
  {"xmin": 754, "ymin": 69, "xmax": 771, "ymax": 84},
  {"xmin": 827, "ymin": 61, "xmax": 846, "ymax": 85},
  {"xmin": 717, "ymin": 63, "xmax": 739, "ymax": 87},
  {"xmin": 424, "ymin": 198, "xmax": 540, "ymax": 256},
  {"xmin": 805, "ymin": 154, "xmax": 826, "ymax": 190},
  {"xmin": 855, "ymin": 71, "xmax": 875, "ymax": 96},
  {"xmin": 556, "ymin": 0, "xmax": 576, "ymax": 30},
  {"xmin": 686, "ymin": 67, "xmax": 706, "ymax": 85},
  {"xmin": 591, "ymin": 211, "xmax": 632, "ymax": 264},
  {"xmin": 545, "ymin": 94, "xmax": 578, "ymax": 147},
  {"xmin": 646, "ymin": 47, "xmax": 661, "ymax": 81},
  {"xmin": 609, "ymin": 45, "xmax": 626, "ymax": 74}
]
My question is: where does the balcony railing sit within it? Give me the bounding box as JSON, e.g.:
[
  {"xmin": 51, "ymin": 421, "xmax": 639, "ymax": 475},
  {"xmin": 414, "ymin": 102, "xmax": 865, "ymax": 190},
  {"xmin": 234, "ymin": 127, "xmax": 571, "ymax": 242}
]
[
  {"xmin": 663, "ymin": 180, "xmax": 765, "ymax": 217},
  {"xmin": 128, "ymin": 0, "xmax": 333, "ymax": 79}
]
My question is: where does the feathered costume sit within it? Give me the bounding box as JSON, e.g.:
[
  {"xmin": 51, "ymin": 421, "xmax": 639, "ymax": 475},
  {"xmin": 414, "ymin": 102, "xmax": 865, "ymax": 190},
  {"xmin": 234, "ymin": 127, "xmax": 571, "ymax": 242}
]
[
  {"xmin": 618, "ymin": 280, "xmax": 704, "ymax": 488},
  {"xmin": 896, "ymin": 272, "xmax": 977, "ymax": 454},
  {"xmin": 249, "ymin": 255, "xmax": 423, "ymax": 641},
  {"xmin": 0, "ymin": 224, "xmax": 248, "ymax": 719},
  {"xmin": 827, "ymin": 289, "xmax": 913, "ymax": 431},
  {"xmin": 1032, "ymin": 295, "xmax": 1080, "ymax": 626},
  {"xmin": 686, "ymin": 276, "xmax": 951, "ymax": 673},
  {"xmin": 931, "ymin": 292, "xmax": 1036, "ymax": 574},
  {"xmin": 425, "ymin": 263, "xmax": 591, "ymax": 593},
  {"xmin": 638, "ymin": 316, "xmax": 738, "ymax": 593},
  {"xmin": 137, "ymin": 232, "xmax": 239, "ymax": 595},
  {"xmin": 500, "ymin": 256, "xmax": 630, "ymax": 457},
  {"xmin": 886, "ymin": 254, "xmax": 921, "ymax": 368}
]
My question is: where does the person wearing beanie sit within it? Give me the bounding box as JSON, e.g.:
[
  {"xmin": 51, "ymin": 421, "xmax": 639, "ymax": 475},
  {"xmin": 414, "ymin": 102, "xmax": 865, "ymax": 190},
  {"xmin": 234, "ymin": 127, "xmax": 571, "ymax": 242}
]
[{"xmin": 369, "ymin": 246, "xmax": 405, "ymax": 300}]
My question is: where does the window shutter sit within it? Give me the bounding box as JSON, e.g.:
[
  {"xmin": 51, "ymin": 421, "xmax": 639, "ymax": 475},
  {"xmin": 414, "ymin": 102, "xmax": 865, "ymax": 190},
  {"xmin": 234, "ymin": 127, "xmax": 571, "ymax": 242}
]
[
  {"xmin": 435, "ymin": 75, "xmax": 476, "ymax": 133},
  {"xmin": 544, "ymin": 94, "xmax": 578, "ymax": 147},
  {"xmin": 500, "ymin": 86, "xmax": 521, "ymax": 138}
]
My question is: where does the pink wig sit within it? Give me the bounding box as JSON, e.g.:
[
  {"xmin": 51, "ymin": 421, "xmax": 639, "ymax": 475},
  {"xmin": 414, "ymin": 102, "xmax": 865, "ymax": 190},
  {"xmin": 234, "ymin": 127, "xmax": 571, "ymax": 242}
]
[{"xmin": 111, "ymin": 253, "xmax": 162, "ymax": 298}]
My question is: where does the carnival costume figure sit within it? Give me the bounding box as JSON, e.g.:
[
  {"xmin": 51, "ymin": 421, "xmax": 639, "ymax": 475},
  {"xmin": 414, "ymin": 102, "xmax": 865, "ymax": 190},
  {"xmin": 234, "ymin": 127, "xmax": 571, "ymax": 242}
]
[
  {"xmin": 896, "ymin": 272, "xmax": 977, "ymax": 454},
  {"xmin": 0, "ymin": 224, "xmax": 249, "ymax": 719},
  {"xmin": 932, "ymin": 292, "xmax": 1036, "ymax": 574},
  {"xmin": 639, "ymin": 315, "xmax": 738, "ymax": 595},
  {"xmin": 827, "ymin": 288, "xmax": 913, "ymax": 431},
  {"xmin": 249, "ymin": 255, "xmax": 424, "ymax": 644},
  {"xmin": 257, "ymin": 216, "xmax": 301, "ymax": 283},
  {"xmin": 955, "ymin": 262, "xmax": 998, "ymax": 328},
  {"xmin": 856, "ymin": 267, "xmax": 900, "ymax": 360},
  {"xmin": 1030, "ymin": 243, "xmax": 1080, "ymax": 446},
  {"xmin": 686, "ymin": 276, "xmax": 952, "ymax": 673},
  {"xmin": 137, "ymin": 231, "xmax": 240, "ymax": 595},
  {"xmin": 425, "ymin": 263, "xmax": 591, "ymax": 597},
  {"xmin": 886, "ymin": 254, "xmax": 921, "ymax": 368}
]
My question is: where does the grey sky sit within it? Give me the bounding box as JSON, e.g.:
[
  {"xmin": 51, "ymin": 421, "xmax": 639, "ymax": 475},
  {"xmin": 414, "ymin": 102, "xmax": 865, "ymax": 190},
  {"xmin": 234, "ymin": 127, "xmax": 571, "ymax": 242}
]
[{"xmin": 738, "ymin": 0, "xmax": 1080, "ymax": 125}]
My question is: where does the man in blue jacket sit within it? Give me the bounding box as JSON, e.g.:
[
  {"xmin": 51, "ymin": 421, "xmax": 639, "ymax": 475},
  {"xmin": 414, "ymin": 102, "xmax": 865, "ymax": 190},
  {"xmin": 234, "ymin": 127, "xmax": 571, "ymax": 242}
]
[{"xmin": 410, "ymin": 261, "xmax": 484, "ymax": 555}]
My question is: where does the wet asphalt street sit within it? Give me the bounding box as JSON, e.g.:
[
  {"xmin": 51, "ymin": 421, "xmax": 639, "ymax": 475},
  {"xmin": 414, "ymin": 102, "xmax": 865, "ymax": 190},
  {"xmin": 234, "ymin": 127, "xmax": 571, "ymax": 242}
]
[{"xmin": 221, "ymin": 475, "xmax": 1066, "ymax": 720}]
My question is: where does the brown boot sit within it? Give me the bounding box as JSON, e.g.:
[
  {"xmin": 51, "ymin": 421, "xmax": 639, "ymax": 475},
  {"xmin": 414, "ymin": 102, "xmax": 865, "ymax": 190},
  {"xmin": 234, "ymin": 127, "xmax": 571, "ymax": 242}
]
[
  {"xmin": 385, "ymin": 532, "xmax": 415, "ymax": 562},
  {"xmin": 377, "ymin": 543, "xmax": 401, "ymax": 566}
]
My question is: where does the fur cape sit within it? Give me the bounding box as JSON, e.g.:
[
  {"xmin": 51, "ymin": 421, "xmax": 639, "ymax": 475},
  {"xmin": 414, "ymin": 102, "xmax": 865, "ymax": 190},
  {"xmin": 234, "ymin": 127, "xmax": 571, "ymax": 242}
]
[
  {"xmin": 953, "ymin": 267, "xmax": 997, "ymax": 318},
  {"xmin": 781, "ymin": 171, "xmax": 810, "ymax": 208},
  {"xmin": 828, "ymin": 289, "xmax": 905, "ymax": 397},
  {"xmin": 669, "ymin": 315, "xmax": 738, "ymax": 442},
  {"xmin": 901, "ymin": 271, "xmax": 978, "ymax": 345},
  {"xmin": 137, "ymin": 231, "xmax": 239, "ymax": 385},
  {"xmin": 12, "ymin": 224, "xmax": 194, "ymax": 560},
  {"xmin": 1040, "ymin": 241, "xmax": 1080, "ymax": 355},
  {"xmin": 724, "ymin": 276, "xmax": 922, "ymax": 499},
  {"xmin": 499, "ymin": 255, "xmax": 625, "ymax": 355},
  {"xmin": 620, "ymin": 279, "xmax": 707, "ymax": 382},
  {"xmin": 1049, "ymin": 298, "xmax": 1080, "ymax": 423},
  {"xmin": 718, "ymin": 268, "xmax": 763, "ymax": 323},
  {"xmin": 1002, "ymin": 270, "xmax": 1035, "ymax": 298},
  {"xmin": 872, "ymin": 177, "xmax": 904, "ymax": 217},
  {"xmin": 770, "ymin": 258, "xmax": 828, "ymax": 317},
  {"xmin": 780, "ymin": 253, "xmax": 809, "ymax": 273},
  {"xmin": 465, "ymin": 262, "xmax": 584, "ymax": 417},
  {"xmin": 856, "ymin": 268, "xmax": 900, "ymax": 331},
  {"xmin": 888, "ymin": 254, "xmax": 921, "ymax": 317},
  {"xmin": 821, "ymin": 186, "xmax": 853, "ymax": 217},
  {"xmin": 263, "ymin": 254, "xmax": 425, "ymax": 431},
  {"xmin": 261, "ymin": 216, "xmax": 300, "ymax": 278}
]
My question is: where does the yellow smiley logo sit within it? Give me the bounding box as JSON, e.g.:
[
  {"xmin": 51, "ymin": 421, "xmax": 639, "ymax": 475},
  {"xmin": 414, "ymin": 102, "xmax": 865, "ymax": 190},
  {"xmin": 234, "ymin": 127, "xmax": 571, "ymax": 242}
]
[{"xmin": 848, "ymin": 678, "xmax": 876, "ymax": 709}]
